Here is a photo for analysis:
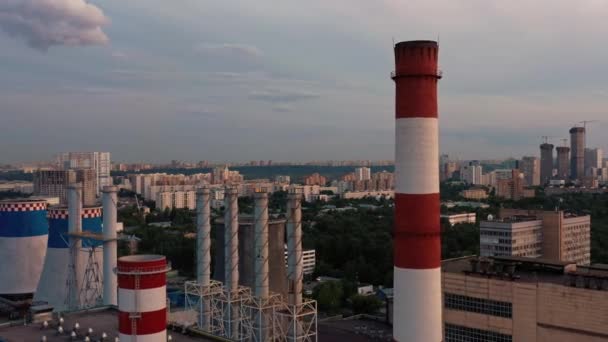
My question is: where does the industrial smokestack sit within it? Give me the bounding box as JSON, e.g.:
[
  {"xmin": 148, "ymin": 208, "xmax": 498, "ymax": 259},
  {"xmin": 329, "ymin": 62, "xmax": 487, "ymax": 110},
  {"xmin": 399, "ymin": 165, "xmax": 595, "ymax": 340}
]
[
  {"xmin": 286, "ymin": 187, "xmax": 303, "ymax": 306},
  {"xmin": 253, "ymin": 189, "xmax": 269, "ymax": 299},
  {"xmin": 224, "ymin": 187, "xmax": 239, "ymax": 292},
  {"xmin": 116, "ymin": 255, "xmax": 169, "ymax": 342},
  {"xmin": 391, "ymin": 40, "xmax": 442, "ymax": 342},
  {"xmin": 67, "ymin": 183, "xmax": 83, "ymax": 309},
  {"xmin": 196, "ymin": 187, "xmax": 212, "ymax": 286},
  {"xmin": 223, "ymin": 186, "xmax": 240, "ymax": 340},
  {"xmin": 102, "ymin": 186, "xmax": 118, "ymax": 306},
  {"xmin": 196, "ymin": 187, "xmax": 212, "ymax": 331}
]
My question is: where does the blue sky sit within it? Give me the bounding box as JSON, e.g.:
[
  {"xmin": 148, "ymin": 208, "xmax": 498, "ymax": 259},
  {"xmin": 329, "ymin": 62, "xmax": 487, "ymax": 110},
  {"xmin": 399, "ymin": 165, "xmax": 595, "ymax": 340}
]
[{"xmin": 1, "ymin": 0, "xmax": 608, "ymax": 163}]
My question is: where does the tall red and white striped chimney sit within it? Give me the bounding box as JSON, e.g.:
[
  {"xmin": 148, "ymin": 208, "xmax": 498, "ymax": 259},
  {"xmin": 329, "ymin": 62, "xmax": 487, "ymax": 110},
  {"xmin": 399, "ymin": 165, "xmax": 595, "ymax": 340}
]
[{"xmin": 391, "ymin": 40, "xmax": 442, "ymax": 342}]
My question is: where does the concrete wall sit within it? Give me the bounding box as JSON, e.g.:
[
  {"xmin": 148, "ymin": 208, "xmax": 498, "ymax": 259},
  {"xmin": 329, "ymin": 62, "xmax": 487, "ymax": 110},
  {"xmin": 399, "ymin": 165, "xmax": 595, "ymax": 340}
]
[{"xmin": 442, "ymin": 270, "xmax": 608, "ymax": 341}]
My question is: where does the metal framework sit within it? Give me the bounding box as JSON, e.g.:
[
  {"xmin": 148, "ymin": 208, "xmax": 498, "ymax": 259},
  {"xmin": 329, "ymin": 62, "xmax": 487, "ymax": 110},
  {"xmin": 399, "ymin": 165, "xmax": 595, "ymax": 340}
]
[
  {"xmin": 184, "ymin": 281, "xmax": 317, "ymax": 342},
  {"xmin": 184, "ymin": 280, "xmax": 224, "ymax": 336},
  {"xmin": 62, "ymin": 234, "xmax": 103, "ymax": 310},
  {"xmin": 241, "ymin": 292, "xmax": 285, "ymax": 342},
  {"xmin": 277, "ymin": 299, "xmax": 318, "ymax": 342}
]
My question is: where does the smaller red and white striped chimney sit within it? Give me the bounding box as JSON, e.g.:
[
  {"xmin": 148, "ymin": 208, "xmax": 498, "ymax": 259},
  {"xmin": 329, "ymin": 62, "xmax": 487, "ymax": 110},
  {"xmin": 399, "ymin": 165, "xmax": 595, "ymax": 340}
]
[{"xmin": 117, "ymin": 255, "xmax": 170, "ymax": 342}]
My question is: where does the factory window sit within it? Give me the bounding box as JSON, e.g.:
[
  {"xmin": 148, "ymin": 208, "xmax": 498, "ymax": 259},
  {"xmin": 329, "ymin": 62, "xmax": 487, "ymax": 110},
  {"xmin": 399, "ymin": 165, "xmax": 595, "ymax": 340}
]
[
  {"xmin": 444, "ymin": 293, "xmax": 512, "ymax": 318},
  {"xmin": 445, "ymin": 324, "xmax": 512, "ymax": 342}
]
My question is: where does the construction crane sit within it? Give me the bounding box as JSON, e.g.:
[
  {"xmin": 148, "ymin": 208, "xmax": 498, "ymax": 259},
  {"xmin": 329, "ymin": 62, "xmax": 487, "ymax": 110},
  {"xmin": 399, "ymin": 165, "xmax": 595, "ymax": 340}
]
[
  {"xmin": 578, "ymin": 120, "xmax": 599, "ymax": 147},
  {"xmin": 579, "ymin": 120, "xmax": 598, "ymax": 130},
  {"xmin": 541, "ymin": 136, "xmax": 556, "ymax": 144}
]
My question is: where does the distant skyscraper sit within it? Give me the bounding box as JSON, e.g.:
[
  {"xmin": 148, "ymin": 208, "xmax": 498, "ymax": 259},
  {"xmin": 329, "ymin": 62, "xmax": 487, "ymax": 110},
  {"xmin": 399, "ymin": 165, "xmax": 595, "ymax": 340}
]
[
  {"xmin": 540, "ymin": 143, "xmax": 554, "ymax": 184},
  {"xmin": 556, "ymin": 146, "xmax": 570, "ymax": 179},
  {"xmin": 520, "ymin": 156, "xmax": 540, "ymax": 186},
  {"xmin": 58, "ymin": 152, "xmax": 111, "ymax": 194},
  {"xmin": 569, "ymin": 127, "xmax": 585, "ymax": 180},
  {"xmin": 584, "ymin": 148, "xmax": 603, "ymax": 174}
]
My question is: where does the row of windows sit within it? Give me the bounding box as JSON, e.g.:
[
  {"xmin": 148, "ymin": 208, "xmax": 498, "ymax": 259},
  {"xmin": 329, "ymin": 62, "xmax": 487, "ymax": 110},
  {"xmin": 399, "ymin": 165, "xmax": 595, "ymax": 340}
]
[
  {"xmin": 444, "ymin": 293, "xmax": 513, "ymax": 318},
  {"xmin": 445, "ymin": 324, "xmax": 513, "ymax": 342}
]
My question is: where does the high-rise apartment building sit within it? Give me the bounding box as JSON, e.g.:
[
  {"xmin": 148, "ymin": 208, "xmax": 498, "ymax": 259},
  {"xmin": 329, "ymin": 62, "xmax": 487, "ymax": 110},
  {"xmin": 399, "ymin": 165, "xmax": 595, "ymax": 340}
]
[
  {"xmin": 303, "ymin": 173, "xmax": 327, "ymax": 186},
  {"xmin": 33, "ymin": 169, "xmax": 97, "ymax": 206},
  {"xmin": 442, "ymin": 256, "xmax": 608, "ymax": 342},
  {"xmin": 570, "ymin": 127, "xmax": 585, "ymax": 180},
  {"xmin": 495, "ymin": 169, "xmax": 524, "ymax": 200},
  {"xmin": 556, "ymin": 146, "xmax": 570, "ymax": 180},
  {"xmin": 540, "ymin": 143, "xmax": 554, "ymax": 184},
  {"xmin": 444, "ymin": 162, "xmax": 458, "ymax": 181},
  {"xmin": 520, "ymin": 156, "xmax": 540, "ymax": 186},
  {"xmin": 460, "ymin": 163, "xmax": 482, "ymax": 185},
  {"xmin": 354, "ymin": 167, "xmax": 371, "ymax": 181},
  {"xmin": 156, "ymin": 190, "xmax": 196, "ymax": 211},
  {"xmin": 57, "ymin": 152, "xmax": 111, "ymax": 193},
  {"xmin": 585, "ymin": 148, "xmax": 603, "ymax": 176}
]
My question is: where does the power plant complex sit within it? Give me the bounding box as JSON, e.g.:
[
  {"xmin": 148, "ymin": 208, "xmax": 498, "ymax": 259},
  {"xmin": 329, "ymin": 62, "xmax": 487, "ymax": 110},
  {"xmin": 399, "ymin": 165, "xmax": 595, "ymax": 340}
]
[
  {"xmin": 0, "ymin": 40, "xmax": 449, "ymax": 341},
  {"xmin": 0, "ymin": 183, "xmax": 317, "ymax": 341}
]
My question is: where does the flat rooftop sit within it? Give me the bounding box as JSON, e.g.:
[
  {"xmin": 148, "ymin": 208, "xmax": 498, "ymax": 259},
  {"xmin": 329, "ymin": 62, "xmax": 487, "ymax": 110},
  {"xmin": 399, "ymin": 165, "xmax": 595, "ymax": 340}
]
[
  {"xmin": 318, "ymin": 318, "xmax": 391, "ymax": 342},
  {"xmin": 443, "ymin": 256, "xmax": 608, "ymax": 288},
  {"xmin": 0, "ymin": 308, "xmax": 210, "ymax": 342}
]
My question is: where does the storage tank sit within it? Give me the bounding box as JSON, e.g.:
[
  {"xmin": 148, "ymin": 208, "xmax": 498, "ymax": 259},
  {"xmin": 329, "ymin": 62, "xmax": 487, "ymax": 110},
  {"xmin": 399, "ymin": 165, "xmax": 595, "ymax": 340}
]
[
  {"xmin": 214, "ymin": 215, "xmax": 288, "ymax": 298},
  {"xmin": 34, "ymin": 206, "xmax": 103, "ymax": 310},
  {"xmin": 0, "ymin": 199, "xmax": 48, "ymax": 297}
]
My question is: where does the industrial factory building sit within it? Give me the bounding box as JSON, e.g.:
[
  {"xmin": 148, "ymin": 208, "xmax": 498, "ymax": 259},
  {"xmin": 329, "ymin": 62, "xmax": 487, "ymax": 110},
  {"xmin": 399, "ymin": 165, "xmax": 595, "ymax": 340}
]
[{"xmin": 443, "ymin": 256, "xmax": 608, "ymax": 342}]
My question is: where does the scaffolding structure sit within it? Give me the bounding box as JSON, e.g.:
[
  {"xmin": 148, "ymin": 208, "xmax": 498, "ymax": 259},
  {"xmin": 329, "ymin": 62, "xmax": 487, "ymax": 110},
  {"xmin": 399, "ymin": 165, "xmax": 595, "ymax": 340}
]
[
  {"xmin": 184, "ymin": 281, "xmax": 317, "ymax": 342},
  {"xmin": 277, "ymin": 299, "xmax": 318, "ymax": 342},
  {"xmin": 62, "ymin": 231, "xmax": 127, "ymax": 311}
]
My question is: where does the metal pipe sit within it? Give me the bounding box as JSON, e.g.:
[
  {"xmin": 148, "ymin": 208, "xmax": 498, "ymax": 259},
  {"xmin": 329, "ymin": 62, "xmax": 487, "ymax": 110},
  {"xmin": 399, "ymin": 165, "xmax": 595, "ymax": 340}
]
[
  {"xmin": 223, "ymin": 187, "xmax": 239, "ymax": 292},
  {"xmin": 196, "ymin": 187, "xmax": 212, "ymax": 286},
  {"xmin": 286, "ymin": 187, "xmax": 303, "ymax": 306},
  {"xmin": 223, "ymin": 186, "xmax": 239, "ymax": 340},
  {"xmin": 196, "ymin": 187, "xmax": 212, "ymax": 331},
  {"xmin": 102, "ymin": 186, "xmax": 118, "ymax": 306},
  {"xmin": 68, "ymin": 183, "xmax": 83, "ymax": 308},
  {"xmin": 254, "ymin": 189, "xmax": 269, "ymax": 299}
]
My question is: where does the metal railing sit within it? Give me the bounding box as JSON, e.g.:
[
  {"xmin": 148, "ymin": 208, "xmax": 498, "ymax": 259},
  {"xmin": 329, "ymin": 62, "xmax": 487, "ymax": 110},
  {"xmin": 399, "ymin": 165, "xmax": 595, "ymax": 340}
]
[
  {"xmin": 390, "ymin": 69, "xmax": 443, "ymax": 79},
  {"xmin": 115, "ymin": 262, "xmax": 172, "ymax": 275}
]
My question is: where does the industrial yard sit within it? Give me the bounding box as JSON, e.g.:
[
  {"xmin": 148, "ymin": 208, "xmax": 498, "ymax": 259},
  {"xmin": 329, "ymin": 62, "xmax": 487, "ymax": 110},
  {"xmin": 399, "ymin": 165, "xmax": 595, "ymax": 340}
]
[{"xmin": 0, "ymin": 308, "xmax": 207, "ymax": 342}]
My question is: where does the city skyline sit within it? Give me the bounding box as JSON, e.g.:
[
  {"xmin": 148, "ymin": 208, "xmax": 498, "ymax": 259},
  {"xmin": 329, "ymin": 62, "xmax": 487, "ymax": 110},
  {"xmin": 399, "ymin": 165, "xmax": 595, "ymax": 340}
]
[{"xmin": 1, "ymin": 1, "xmax": 608, "ymax": 163}]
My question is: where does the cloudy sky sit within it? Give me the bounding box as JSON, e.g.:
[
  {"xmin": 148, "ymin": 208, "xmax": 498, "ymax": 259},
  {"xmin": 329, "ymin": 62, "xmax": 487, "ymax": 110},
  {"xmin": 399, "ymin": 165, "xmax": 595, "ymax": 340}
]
[{"xmin": 1, "ymin": 0, "xmax": 607, "ymax": 163}]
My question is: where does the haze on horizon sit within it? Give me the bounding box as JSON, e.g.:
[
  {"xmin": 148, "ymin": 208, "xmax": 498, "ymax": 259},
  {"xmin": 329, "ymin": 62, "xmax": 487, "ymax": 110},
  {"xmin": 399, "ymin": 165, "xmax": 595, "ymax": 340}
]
[{"xmin": 1, "ymin": 0, "xmax": 607, "ymax": 164}]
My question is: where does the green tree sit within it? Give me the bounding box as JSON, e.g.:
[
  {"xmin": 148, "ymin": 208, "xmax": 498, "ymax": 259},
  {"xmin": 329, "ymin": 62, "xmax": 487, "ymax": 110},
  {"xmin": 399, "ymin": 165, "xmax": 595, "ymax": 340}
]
[
  {"xmin": 313, "ymin": 281, "xmax": 344, "ymax": 314},
  {"xmin": 350, "ymin": 294, "xmax": 383, "ymax": 315}
]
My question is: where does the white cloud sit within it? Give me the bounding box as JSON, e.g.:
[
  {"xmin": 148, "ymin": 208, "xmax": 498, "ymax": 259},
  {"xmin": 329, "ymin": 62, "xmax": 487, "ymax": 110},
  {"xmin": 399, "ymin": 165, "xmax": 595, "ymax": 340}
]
[
  {"xmin": 0, "ymin": 0, "xmax": 109, "ymax": 50},
  {"xmin": 249, "ymin": 88, "xmax": 320, "ymax": 103},
  {"xmin": 195, "ymin": 43, "xmax": 263, "ymax": 58}
]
